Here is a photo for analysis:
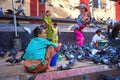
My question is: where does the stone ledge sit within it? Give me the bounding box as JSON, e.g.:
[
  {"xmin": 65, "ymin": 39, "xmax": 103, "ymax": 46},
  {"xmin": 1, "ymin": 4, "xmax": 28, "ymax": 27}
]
[
  {"xmin": 35, "ymin": 65, "xmax": 118, "ymax": 80},
  {"xmin": 0, "ymin": 15, "xmax": 76, "ymax": 23}
]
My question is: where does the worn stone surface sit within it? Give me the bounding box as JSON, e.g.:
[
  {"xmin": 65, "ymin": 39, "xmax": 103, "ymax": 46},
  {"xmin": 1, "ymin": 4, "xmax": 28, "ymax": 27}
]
[
  {"xmin": 0, "ymin": 51, "xmax": 120, "ymax": 80},
  {"xmin": 35, "ymin": 65, "xmax": 119, "ymax": 80}
]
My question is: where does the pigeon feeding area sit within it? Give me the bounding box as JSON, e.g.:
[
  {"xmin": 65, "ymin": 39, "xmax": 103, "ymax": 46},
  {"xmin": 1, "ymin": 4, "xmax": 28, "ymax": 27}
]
[
  {"xmin": 0, "ymin": 43, "xmax": 120, "ymax": 80},
  {"xmin": 34, "ymin": 43, "xmax": 120, "ymax": 80},
  {"xmin": 57, "ymin": 44, "xmax": 120, "ymax": 70}
]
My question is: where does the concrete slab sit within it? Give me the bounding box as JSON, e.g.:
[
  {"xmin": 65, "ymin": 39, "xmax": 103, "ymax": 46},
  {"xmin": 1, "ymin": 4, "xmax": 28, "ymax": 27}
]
[{"xmin": 35, "ymin": 65, "xmax": 119, "ymax": 80}]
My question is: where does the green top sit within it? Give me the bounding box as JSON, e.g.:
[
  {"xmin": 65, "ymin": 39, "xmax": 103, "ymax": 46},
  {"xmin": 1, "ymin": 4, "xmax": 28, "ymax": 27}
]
[
  {"xmin": 42, "ymin": 16, "xmax": 53, "ymax": 39},
  {"xmin": 22, "ymin": 37, "xmax": 57, "ymax": 64}
]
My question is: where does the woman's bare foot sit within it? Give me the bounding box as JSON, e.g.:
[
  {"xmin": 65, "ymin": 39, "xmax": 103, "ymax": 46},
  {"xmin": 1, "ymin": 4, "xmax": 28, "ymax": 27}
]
[{"xmin": 46, "ymin": 67, "xmax": 57, "ymax": 72}]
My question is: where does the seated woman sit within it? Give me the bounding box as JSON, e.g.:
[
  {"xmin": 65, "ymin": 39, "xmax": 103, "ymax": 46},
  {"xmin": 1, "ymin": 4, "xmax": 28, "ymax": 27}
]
[
  {"xmin": 90, "ymin": 29, "xmax": 106, "ymax": 49},
  {"xmin": 22, "ymin": 26, "xmax": 61, "ymax": 73}
]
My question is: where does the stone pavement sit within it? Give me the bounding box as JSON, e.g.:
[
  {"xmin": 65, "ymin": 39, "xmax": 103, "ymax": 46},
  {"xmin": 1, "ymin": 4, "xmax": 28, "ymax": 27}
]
[
  {"xmin": 0, "ymin": 51, "xmax": 120, "ymax": 80},
  {"xmin": 0, "ymin": 51, "xmax": 32, "ymax": 80}
]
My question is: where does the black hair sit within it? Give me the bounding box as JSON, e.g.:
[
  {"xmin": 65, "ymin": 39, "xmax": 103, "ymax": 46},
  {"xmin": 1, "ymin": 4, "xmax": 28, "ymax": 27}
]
[
  {"xmin": 34, "ymin": 26, "xmax": 44, "ymax": 37},
  {"xmin": 53, "ymin": 23, "xmax": 57, "ymax": 26},
  {"xmin": 96, "ymin": 29, "xmax": 101, "ymax": 34}
]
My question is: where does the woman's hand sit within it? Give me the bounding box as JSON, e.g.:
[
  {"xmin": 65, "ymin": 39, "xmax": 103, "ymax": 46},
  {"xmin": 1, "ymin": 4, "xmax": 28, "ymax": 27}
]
[
  {"xmin": 55, "ymin": 43, "xmax": 62, "ymax": 51},
  {"xmin": 58, "ymin": 43, "xmax": 62, "ymax": 47}
]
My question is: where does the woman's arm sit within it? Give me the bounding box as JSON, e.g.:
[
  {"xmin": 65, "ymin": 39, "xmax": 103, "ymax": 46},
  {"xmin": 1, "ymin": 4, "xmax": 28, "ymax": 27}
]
[{"xmin": 44, "ymin": 39, "xmax": 62, "ymax": 51}]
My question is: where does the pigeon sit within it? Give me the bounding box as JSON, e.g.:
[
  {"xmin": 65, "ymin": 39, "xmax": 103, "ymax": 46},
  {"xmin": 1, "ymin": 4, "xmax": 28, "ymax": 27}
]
[
  {"xmin": 62, "ymin": 44, "xmax": 68, "ymax": 51},
  {"xmin": 10, "ymin": 47, "xmax": 18, "ymax": 54},
  {"xmin": 0, "ymin": 46, "xmax": 7, "ymax": 58},
  {"xmin": 91, "ymin": 57, "xmax": 100, "ymax": 64},
  {"xmin": 77, "ymin": 54, "xmax": 83, "ymax": 60},
  {"xmin": 6, "ymin": 9, "xmax": 13, "ymax": 15},
  {"xmin": 10, "ymin": 47, "xmax": 18, "ymax": 59},
  {"xmin": 90, "ymin": 54, "xmax": 101, "ymax": 64},
  {"xmin": 49, "ymin": 2, "xmax": 54, "ymax": 7},
  {"xmin": 65, "ymin": 53, "xmax": 75, "ymax": 60},
  {"xmin": 5, "ymin": 58, "xmax": 15, "ymax": 64},
  {"xmin": 57, "ymin": 64, "xmax": 72, "ymax": 70},
  {"xmin": 116, "ymin": 63, "xmax": 120, "ymax": 69},
  {"xmin": 15, "ymin": 58, "xmax": 22, "ymax": 64},
  {"xmin": 0, "ymin": 51, "xmax": 6, "ymax": 58},
  {"xmin": 69, "ymin": 59, "xmax": 76, "ymax": 66},
  {"xmin": 107, "ymin": 48, "xmax": 117, "ymax": 55},
  {"xmin": 101, "ymin": 58, "xmax": 110, "ymax": 65},
  {"xmin": 15, "ymin": 0, "xmax": 20, "ymax": 3},
  {"xmin": 22, "ymin": 26, "xmax": 32, "ymax": 35},
  {"xmin": 59, "ymin": 3, "xmax": 64, "ymax": 8},
  {"xmin": 91, "ymin": 49, "xmax": 99, "ymax": 55},
  {"xmin": 16, "ymin": 0, "xmax": 24, "ymax": 4},
  {"xmin": 66, "ymin": 15, "xmax": 71, "ymax": 19}
]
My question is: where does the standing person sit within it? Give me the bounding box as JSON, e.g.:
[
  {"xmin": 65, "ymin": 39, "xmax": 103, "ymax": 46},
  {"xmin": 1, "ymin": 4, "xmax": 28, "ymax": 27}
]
[
  {"xmin": 23, "ymin": 26, "xmax": 61, "ymax": 73},
  {"xmin": 0, "ymin": 7, "xmax": 3, "ymax": 15},
  {"xmin": 106, "ymin": 19, "xmax": 119, "ymax": 39},
  {"xmin": 74, "ymin": 4, "xmax": 90, "ymax": 46},
  {"xmin": 41, "ymin": 10, "xmax": 53, "ymax": 41},
  {"xmin": 74, "ymin": 24, "xmax": 87, "ymax": 47},
  {"xmin": 76, "ymin": 3, "xmax": 88, "ymax": 27},
  {"xmin": 111, "ymin": 23, "xmax": 120, "ymax": 39},
  {"xmin": 51, "ymin": 23, "xmax": 60, "ymax": 43}
]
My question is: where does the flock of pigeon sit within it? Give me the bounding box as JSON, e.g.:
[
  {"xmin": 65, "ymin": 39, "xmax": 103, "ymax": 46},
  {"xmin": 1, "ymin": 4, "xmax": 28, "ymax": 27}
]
[
  {"xmin": 57, "ymin": 43, "xmax": 120, "ymax": 70},
  {"xmin": 0, "ymin": 46, "xmax": 23, "ymax": 64},
  {"xmin": 0, "ymin": 38, "xmax": 120, "ymax": 69},
  {"xmin": 5, "ymin": 47, "xmax": 23, "ymax": 64}
]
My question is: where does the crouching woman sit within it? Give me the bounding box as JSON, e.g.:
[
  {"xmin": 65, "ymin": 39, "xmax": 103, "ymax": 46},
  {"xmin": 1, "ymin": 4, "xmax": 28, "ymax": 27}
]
[{"xmin": 22, "ymin": 26, "xmax": 61, "ymax": 73}]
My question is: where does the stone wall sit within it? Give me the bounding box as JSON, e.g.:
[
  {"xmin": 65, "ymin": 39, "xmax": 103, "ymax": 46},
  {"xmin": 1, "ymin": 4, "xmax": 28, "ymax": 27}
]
[
  {"xmin": 0, "ymin": 0, "xmax": 116, "ymax": 20},
  {"xmin": 0, "ymin": 23, "xmax": 120, "ymax": 50},
  {"xmin": 0, "ymin": 0, "xmax": 30, "ymax": 16}
]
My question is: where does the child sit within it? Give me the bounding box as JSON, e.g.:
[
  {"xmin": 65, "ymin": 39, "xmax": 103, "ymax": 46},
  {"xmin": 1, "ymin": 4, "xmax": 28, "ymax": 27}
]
[
  {"xmin": 51, "ymin": 23, "xmax": 60, "ymax": 43},
  {"xmin": 22, "ymin": 26, "xmax": 61, "ymax": 73},
  {"xmin": 90, "ymin": 29, "xmax": 106, "ymax": 48}
]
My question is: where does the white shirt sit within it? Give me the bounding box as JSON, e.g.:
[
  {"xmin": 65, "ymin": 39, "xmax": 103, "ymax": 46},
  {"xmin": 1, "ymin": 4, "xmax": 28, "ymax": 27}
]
[{"xmin": 90, "ymin": 34, "xmax": 105, "ymax": 47}]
